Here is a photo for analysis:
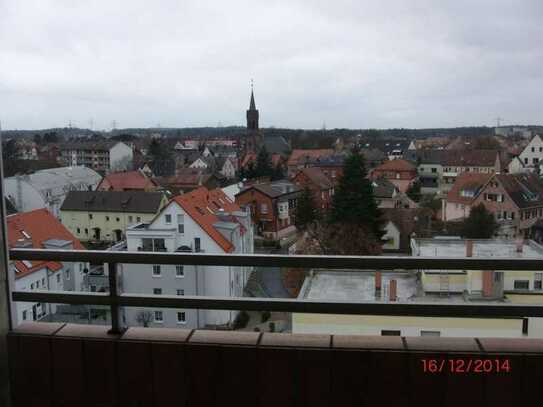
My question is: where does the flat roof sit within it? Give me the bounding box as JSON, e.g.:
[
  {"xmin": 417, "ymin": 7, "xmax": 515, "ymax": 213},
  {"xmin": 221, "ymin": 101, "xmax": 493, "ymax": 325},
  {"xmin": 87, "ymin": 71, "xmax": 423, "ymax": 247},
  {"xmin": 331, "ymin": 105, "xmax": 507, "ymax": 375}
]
[
  {"xmin": 299, "ymin": 270, "xmax": 418, "ymax": 302},
  {"xmin": 413, "ymin": 238, "xmax": 543, "ymax": 258}
]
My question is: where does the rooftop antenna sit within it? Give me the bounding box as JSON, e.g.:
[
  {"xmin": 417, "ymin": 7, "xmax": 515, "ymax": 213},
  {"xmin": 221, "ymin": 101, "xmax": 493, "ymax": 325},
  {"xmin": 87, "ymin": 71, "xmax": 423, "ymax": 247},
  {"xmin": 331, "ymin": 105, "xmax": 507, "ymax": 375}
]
[{"xmin": 111, "ymin": 120, "xmax": 117, "ymax": 131}]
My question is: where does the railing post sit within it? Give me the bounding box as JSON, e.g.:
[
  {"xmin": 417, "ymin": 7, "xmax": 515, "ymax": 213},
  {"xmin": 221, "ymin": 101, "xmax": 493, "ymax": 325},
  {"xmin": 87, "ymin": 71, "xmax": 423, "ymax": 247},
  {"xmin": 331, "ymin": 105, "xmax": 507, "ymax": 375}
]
[
  {"xmin": 108, "ymin": 262, "xmax": 124, "ymax": 335},
  {"xmin": 0, "ymin": 127, "xmax": 12, "ymax": 405}
]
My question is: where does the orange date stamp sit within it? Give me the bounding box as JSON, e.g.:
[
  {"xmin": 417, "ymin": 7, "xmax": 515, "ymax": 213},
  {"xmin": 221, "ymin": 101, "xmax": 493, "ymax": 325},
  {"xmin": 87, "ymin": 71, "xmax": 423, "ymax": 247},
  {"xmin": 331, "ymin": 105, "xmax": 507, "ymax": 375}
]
[{"xmin": 421, "ymin": 358, "xmax": 511, "ymax": 374}]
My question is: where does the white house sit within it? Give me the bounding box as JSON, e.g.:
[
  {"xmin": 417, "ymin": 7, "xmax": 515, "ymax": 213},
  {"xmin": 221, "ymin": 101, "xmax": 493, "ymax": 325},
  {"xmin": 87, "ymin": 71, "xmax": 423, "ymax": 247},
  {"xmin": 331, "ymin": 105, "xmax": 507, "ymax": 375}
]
[
  {"xmin": 4, "ymin": 166, "xmax": 102, "ymax": 218},
  {"xmin": 518, "ymin": 134, "xmax": 543, "ymax": 173},
  {"xmin": 219, "ymin": 157, "xmax": 236, "ymax": 179},
  {"xmin": 7, "ymin": 209, "xmax": 87, "ymax": 326},
  {"xmin": 189, "ymin": 157, "xmax": 210, "ymax": 170},
  {"xmin": 122, "ymin": 186, "xmax": 254, "ymax": 329}
]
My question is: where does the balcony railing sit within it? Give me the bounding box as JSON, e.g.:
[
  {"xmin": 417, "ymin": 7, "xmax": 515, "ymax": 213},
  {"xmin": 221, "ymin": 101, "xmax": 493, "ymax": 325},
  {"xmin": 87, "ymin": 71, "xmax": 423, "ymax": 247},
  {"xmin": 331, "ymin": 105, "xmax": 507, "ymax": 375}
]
[{"xmin": 8, "ymin": 248, "xmax": 543, "ymax": 334}]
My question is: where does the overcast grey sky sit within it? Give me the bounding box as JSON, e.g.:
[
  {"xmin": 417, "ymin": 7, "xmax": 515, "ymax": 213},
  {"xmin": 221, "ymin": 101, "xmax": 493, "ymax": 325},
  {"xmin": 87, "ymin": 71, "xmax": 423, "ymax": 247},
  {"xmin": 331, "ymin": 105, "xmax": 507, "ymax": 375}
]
[{"xmin": 1, "ymin": 0, "xmax": 542, "ymax": 130}]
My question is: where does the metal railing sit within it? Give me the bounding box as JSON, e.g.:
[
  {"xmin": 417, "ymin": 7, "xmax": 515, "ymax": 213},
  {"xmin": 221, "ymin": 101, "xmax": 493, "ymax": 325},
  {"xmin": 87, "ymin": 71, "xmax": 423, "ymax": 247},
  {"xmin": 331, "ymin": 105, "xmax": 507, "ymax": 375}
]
[{"xmin": 9, "ymin": 248, "xmax": 543, "ymax": 334}]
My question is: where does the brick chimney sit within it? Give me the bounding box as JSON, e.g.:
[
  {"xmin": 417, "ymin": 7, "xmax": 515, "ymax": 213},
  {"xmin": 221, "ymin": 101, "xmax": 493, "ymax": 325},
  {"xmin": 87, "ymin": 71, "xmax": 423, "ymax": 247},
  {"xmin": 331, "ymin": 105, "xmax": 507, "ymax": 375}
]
[
  {"xmin": 482, "ymin": 271, "xmax": 493, "ymax": 297},
  {"xmin": 375, "ymin": 271, "xmax": 383, "ymax": 297},
  {"xmin": 466, "ymin": 239, "xmax": 473, "ymax": 257},
  {"xmin": 389, "ymin": 280, "xmax": 397, "ymax": 302}
]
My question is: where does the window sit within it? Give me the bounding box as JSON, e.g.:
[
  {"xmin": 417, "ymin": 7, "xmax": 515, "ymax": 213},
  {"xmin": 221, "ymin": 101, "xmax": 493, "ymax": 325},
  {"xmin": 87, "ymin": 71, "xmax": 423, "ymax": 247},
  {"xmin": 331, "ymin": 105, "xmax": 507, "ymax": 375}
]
[
  {"xmin": 165, "ymin": 214, "xmax": 172, "ymax": 224},
  {"xmin": 42, "ymin": 278, "xmax": 45, "ymax": 286},
  {"xmin": 31, "ymin": 283, "xmax": 34, "ymax": 290},
  {"xmin": 105, "ymin": 216, "xmax": 110, "ymax": 221},
  {"xmin": 85, "ymin": 228, "xmax": 89, "ymax": 235},
  {"xmin": 494, "ymin": 272, "xmax": 502, "ymax": 282},
  {"xmin": 152, "ymin": 265, "xmax": 161, "ymax": 276},
  {"xmin": 89, "ymin": 214, "xmax": 93, "ymax": 219},
  {"xmin": 514, "ymin": 280, "xmax": 529, "ymax": 290},
  {"xmin": 534, "ymin": 158, "xmax": 540, "ymax": 164},
  {"xmin": 56, "ymin": 274, "xmax": 61, "ymax": 284},
  {"xmin": 177, "ymin": 214, "xmax": 184, "ymax": 234},
  {"xmin": 260, "ymin": 203, "xmax": 268, "ymax": 214},
  {"xmin": 153, "ymin": 288, "xmax": 162, "ymax": 295},
  {"xmin": 154, "ymin": 311, "xmax": 163, "ymax": 323},
  {"xmin": 77, "ymin": 227, "xmax": 81, "ymax": 234},
  {"xmin": 36, "ymin": 280, "xmax": 40, "ymax": 288},
  {"xmin": 532, "ymin": 147, "xmax": 535, "ymax": 152},
  {"xmin": 535, "ymin": 273, "xmax": 543, "ymax": 290},
  {"xmin": 420, "ymin": 331, "xmax": 441, "ymax": 337},
  {"xmin": 137, "ymin": 217, "xmax": 141, "ymax": 222},
  {"xmin": 176, "ymin": 289, "xmax": 184, "ymax": 296},
  {"xmin": 525, "ymin": 157, "xmax": 529, "ymax": 164},
  {"xmin": 90, "ymin": 285, "xmax": 97, "ymax": 292},
  {"xmin": 65, "ymin": 270, "xmax": 70, "ymax": 280},
  {"xmin": 194, "ymin": 238, "xmax": 201, "ymax": 252},
  {"xmin": 177, "ymin": 312, "xmax": 186, "ymax": 323},
  {"xmin": 116, "ymin": 217, "xmax": 120, "ymax": 222},
  {"xmin": 176, "ymin": 266, "xmax": 184, "ymax": 277},
  {"xmin": 22, "ymin": 310, "xmax": 27, "ymax": 321},
  {"xmin": 381, "ymin": 330, "xmax": 401, "ymax": 336},
  {"xmin": 128, "ymin": 216, "xmax": 133, "ymax": 223}
]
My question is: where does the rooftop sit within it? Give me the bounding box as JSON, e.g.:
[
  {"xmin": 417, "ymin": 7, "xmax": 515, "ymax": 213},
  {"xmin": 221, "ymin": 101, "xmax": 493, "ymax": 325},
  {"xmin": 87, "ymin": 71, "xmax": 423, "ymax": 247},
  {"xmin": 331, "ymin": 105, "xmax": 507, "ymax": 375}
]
[
  {"xmin": 412, "ymin": 238, "xmax": 543, "ymax": 258},
  {"xmin": 60, "ymin": 191, "xmax": 165, "ymax": 213}
]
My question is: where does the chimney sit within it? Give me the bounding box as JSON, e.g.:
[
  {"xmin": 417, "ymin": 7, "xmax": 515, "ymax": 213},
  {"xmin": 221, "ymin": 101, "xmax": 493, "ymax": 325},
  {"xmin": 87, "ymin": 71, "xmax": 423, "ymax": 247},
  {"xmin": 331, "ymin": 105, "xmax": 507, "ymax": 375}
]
[
  {"xmin": 389, "ymin": 280, "xmax": 397, "ymax": 302},
  {"xmin": 466, "ymin": 239, "xmax": 473, "ymax": 257},
  {"xmin": 375, "ymin": 271, "xmax": 382, "ymax": 297},
  {"xmin": 482, "ymin": 271, "xmax": 493, "ymax": 297},
  {"xmin": 516, "ymin": 238, "xmax": 524, "ymax": 253}
]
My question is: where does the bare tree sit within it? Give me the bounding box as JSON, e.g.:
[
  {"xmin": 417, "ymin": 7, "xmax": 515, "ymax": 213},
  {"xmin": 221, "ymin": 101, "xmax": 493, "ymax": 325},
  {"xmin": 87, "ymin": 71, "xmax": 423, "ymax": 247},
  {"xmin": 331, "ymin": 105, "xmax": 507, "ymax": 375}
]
[{"xmin": 136, "ymin": 310, "xmax": 153, "ymax": 327}]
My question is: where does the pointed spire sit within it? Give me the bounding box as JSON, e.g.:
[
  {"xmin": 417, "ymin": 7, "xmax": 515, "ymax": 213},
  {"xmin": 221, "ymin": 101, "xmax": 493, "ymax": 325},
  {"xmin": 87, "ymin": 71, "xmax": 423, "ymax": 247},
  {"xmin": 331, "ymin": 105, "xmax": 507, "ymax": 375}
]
[{"xmin": 249, "ymin": 79, "xmax": 256, "ymax": 110}]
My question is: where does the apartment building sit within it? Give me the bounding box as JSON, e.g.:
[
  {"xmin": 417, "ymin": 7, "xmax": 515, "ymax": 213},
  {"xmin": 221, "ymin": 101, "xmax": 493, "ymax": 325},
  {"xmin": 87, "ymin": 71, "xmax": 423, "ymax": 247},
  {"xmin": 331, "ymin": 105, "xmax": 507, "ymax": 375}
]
[
  {"xmin": 4, "ymin": 166, "xmax": 102, "ymax": 218},
  {"xmin": 7, "ymin": 209, "xmax": 87, "ymax": 326},
  {"xmin": 60, "ymin": 191, "xmax": 167, "ymax": 242},
  {"xmin": 122, "ymin": 187, "xmax": 253, "ymax": 329},
  {"xmin": 235, "ymin": 180, "xmax": 301, "ymax": 240},
  {"xmin": 59, "ymin": 141, "xmax": 133, "ymax": 173}
]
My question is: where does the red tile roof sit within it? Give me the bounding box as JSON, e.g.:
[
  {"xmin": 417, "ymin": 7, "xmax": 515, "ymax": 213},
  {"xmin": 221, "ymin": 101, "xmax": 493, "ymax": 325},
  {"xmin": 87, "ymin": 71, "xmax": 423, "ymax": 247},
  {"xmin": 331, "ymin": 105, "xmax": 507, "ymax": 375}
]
[
  {"xmin": 287, "ymin": 149, "xmax": 334, "ymax": 166},
  {"xmin": 241, "ymin": 152, "xmax": 282, "ymax": 168},
  {"xmin": 7, "ymin": 209, "xmax": 84, "ymax": 279},
  {"xmin": 294, "ymin": 167, "xmax": 334, "ymax": 190},
  {"xmin": 173, "ymin": 187, "xmax": 243, "ymax": 253},
  {"xmin": 446, "ymin": 173, "xmax": 493, "ymax": 205},
  {"xmin": 97, "ymin": 170, "xmax": 156, "ymax": 191},
  {"xmin": 373, "ymin": 159, "xmax": 416, "ymax": 172}
]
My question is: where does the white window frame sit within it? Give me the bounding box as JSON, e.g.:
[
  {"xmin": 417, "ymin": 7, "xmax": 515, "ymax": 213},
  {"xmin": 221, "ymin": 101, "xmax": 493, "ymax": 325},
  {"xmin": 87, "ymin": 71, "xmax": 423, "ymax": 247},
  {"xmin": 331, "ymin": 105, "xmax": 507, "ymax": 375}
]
[
  {"xmin": 154, "ymin": 311, "xmax": 164, "ymax": 323},
  {"xmin": 176, "ymin": 265, "xmax": 184, "ymax": 278},
  {"xmin": 153, "ymin": 288, "xmax": 162, "ymax": 295},
  {"xmin": 176, "ymin": 289, "xmax": 184, "ymax": 296},
  {"xmin": 152, "ymin": 265, "xmax": 161, "ymax": 277},
  {"xmin": 165, "ymin": 214, "xmax": 172, "ymax": 224},
  {"xmin": 177, "ymin": 311, "xmax": 186, "ymax": 324}
]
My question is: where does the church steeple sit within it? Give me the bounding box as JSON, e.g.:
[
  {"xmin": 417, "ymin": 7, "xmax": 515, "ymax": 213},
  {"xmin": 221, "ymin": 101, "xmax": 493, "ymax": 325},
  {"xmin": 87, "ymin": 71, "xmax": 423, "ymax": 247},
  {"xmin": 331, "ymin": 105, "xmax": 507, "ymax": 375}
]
[{"xmin": 246, "ymin": 81, "xmax": 259, "ymax": 132}]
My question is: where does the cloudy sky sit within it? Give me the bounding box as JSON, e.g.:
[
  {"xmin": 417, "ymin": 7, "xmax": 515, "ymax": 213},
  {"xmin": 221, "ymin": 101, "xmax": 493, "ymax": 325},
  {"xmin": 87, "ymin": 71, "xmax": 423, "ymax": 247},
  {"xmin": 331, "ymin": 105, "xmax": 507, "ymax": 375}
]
[{"xmin": 1, "ymin": 0, "xmax": 542, "ymax": 130}]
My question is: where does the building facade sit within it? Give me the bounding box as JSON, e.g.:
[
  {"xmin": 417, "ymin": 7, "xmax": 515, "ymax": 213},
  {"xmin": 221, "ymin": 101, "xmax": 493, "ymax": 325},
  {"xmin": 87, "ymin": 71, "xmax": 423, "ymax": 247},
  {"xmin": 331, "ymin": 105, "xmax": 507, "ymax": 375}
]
[
  {"xmin": 60, "ymin": 141, "xmax": 133, "ymax": 173},
  {"xmin": 122, "ymin": 187, "xmax": 253, "ymax": 329},
  {"xmin": 60, "ymin": 191, "xmax": 168, "ymax": 242}
]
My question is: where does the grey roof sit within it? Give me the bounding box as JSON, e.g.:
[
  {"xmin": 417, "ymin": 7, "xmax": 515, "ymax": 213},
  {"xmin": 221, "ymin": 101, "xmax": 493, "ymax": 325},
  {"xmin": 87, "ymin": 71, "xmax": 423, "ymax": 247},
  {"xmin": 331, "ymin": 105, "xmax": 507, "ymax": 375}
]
[
  {"xmin": 61, "ymin": 191, "xmax": 164, "ymax": 213},
  {"xmin": 239, "ymin": 180, "xmax": 301, "ymax": 199},
  {"xmin": 263, "ymin": 136, "xmax": 290, "ymax": 156},
  {"xmin": 372, "ymin": 178, "xmax": 396, "ymax": 198},
  {"xmin": 5, "ymin": 166, "xmax": 102, "ymax": 193}
]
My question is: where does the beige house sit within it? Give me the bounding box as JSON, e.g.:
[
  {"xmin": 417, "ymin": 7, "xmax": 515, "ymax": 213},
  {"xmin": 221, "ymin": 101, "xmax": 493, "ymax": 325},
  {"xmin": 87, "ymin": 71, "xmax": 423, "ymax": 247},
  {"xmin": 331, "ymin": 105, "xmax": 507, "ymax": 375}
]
[{"xmin": 60, "ymin": 191, "xmax": 167, "ymax": 242}]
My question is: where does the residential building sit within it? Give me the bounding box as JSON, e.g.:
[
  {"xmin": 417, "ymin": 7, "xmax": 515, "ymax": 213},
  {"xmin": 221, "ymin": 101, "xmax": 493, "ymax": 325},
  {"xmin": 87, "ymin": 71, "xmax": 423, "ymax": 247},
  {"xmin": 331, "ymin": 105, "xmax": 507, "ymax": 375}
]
[
  {"xmin": 4, "ymin": 166, "xmax": 102, "ymax": 218},
  {"xmin": 517, "ymin": 134, "xmax": 543, "ymax": 173},
  {"xmin": 122, "ymin": 187, "xmax": 253, "ymax": 329},
  {"xmin": 14, "ymin": 140, "xmax": 38, "ymax": 160},
  {"xmin": 235, "ymin": 180, "xmax": 301, "ymax": 240},
  {"xmin": 7, "ymin": 209, "xmax": 87, "ymax": 326},
  {"xmin": 370, "ymin": 159, "xmax": 417, "ymax": 193},
  {"xmin": 59, "ymin": 141, "xmax": 133, "ymax": 173},
  {"xmin": 154, "ymin": 168, "xmax": 221, "ymax": 195},
  {"xmin": 440, "ymin": 150, "xmax": 505, "ymax": 193},
  {"xmin": 309, "ymin": 155, "xmax": 345, "ymax": 182},
  {"xmin": 471, "ymin": 173, "xmax": 543, "ymax": 239},
  {"xmin": 442, "ymin": 173, "xmax": 492, "ymax": 222},
  {"xmin": 381, "ymin": 208, "xmax": 430, "ymax": 252},
  {"xmin": 287, "ymin": 149, "xmax": 335, "ymax": 177},
  {"xmin": 372, "ymin": 178, "xmax": 417, "ymax": 209},
  {"xmin": 217, "ymin": 157, "xmax": 237, "ymax": 179},
  {"xmin": 292, "ymin": 167, "xmax": 334, "ymax": 210},
  {"xmin": 293, "ymin": 267, "xmax": 542, "ymax": 337},
  {"xmin": 60, "ymin": 191, "xmax": 168, "ymax": 242},
  {"xmin": 415, "ymin": 150, "xmax": 446, "ymax": 195},
  {"xmin": 412, "ymin": 238, "xmax": 543, "ymax": 297},
  {"xmin": 96, "ymin": 170, "xmax": 159, "ymax": 192}
]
